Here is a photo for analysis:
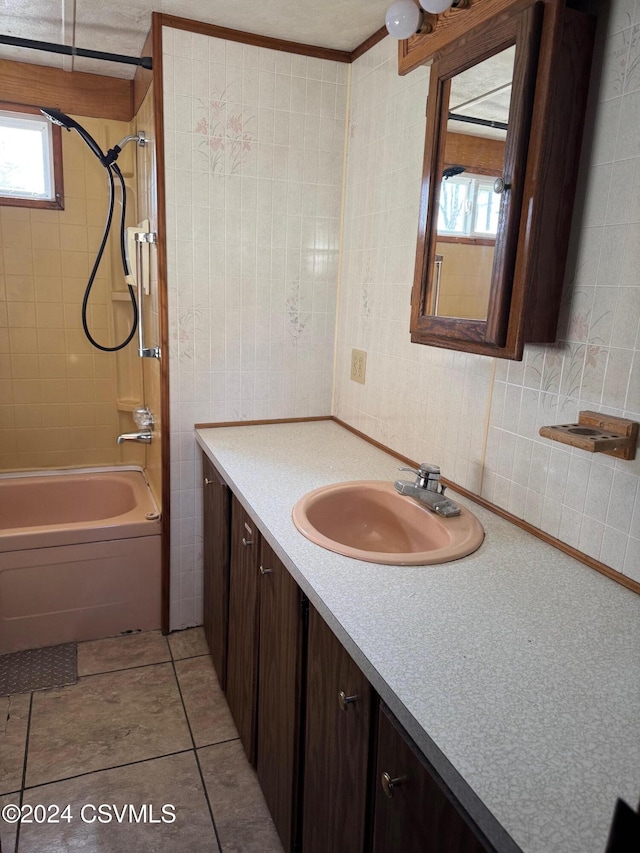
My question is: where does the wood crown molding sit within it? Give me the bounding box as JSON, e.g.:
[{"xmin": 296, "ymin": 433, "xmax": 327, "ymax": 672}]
[
  {"xmin": 158, "ymin": 14, "xmax": 351, "ymax": 62},
  {"xmin": 158, "ymin": 13, "xmax": 386, "ymax": 64},
  {"xmin": 350, "ymin": 26, "xmax": 388, "ymax": 61},
  {"xmin": 0, "ymin": 58, "xmax": 133, "ymax": 121}
]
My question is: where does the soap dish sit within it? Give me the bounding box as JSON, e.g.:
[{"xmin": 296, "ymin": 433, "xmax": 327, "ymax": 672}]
[{"xmin": 539, "ymin": 411, "xmax": 638, "ymax": 460}]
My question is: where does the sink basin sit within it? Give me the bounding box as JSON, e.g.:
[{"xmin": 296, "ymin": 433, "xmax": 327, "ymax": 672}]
[{"xmin": 292, "ymin": 481, "xmax": 484, "ymax": 565}]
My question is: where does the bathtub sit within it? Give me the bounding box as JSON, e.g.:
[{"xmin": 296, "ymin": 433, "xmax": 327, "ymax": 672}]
[{"xmin": 0, "ymin": 468, "xmax": 162, "ymax": 654}]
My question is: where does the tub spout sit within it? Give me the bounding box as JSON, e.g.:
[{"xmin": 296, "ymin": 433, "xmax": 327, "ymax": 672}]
[{"xmin": 117, "ymin": 431, "xmax": 152, "ymax": 444}]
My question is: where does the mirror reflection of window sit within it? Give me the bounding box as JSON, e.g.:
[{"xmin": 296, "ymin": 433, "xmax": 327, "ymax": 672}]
[
  {"xmin": 437, "ymin": 174, "xmax": 500, "ymax": 238},
  {"xmin": 431, "ymin": 45, "xmax": 515, "ymax": 322}
]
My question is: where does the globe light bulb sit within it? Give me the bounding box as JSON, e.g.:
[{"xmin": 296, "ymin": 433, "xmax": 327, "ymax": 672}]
[
  {"xmin": 419, "ymin": 0, "xmax": 453, "ymax": 13},
  {"xmin": 385, "ymin": 0, "xmax": 424, "ymax": 39}
]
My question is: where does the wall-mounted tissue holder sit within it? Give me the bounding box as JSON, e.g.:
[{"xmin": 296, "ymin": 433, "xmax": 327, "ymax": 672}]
[{"xmin": 539, "ymin": 411, "xmax": 638, "ymax": 460}]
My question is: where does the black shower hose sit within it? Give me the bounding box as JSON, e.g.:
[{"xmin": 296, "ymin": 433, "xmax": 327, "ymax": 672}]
[{"xmin": 75, "ymin": 124, "xmax": 138, "ymax": 352}]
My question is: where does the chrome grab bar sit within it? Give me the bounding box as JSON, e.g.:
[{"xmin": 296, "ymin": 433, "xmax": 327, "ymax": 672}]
[{"xmin": 134, "ymin": 228, "xmax": 160, "ymax": 359}]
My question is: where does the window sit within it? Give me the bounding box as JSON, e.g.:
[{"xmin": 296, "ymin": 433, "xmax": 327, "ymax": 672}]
[
  {"xmin": 437, "ymin": 173, "xmax": 499, "ymax": 240},
  {"xmin": 0, "ymin": 103, "xmax": 64, "ymax": 209}
]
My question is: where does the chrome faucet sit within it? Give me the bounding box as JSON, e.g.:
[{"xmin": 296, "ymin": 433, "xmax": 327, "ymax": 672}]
[
  {"xmin": 393, "ymin": 463, "xmax": 461, "ymax": 517},
  {"xmin": 117, "ymin": 431, "xmax": 152, "ymax": 444}
]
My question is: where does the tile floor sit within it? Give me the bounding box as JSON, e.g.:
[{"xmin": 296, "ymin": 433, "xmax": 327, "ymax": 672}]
[{"xmin": 0, "ymin": 629, "xmax": 284, "ymax": 853}]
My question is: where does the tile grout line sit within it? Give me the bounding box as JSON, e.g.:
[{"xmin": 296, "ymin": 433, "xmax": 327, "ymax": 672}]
[
  {"xmin": 14, "ymin": 691, "xmax": 33, "ymax": 853},
  {"xmin": 21, "ymin": 748, "xmax": 196, "ymax": 793},
  {"xmin": 170, "ymin": 656, "xmax": 224, "ymax": 852},
  {"xmin": 76, "ymin": 650, "xmax": 210, "ymax": 680}
]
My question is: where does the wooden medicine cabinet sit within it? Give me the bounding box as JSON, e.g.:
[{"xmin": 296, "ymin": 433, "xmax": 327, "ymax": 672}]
[{"xmin": 409, "ymin": 0, "xmax": 595, "ymax": 359}]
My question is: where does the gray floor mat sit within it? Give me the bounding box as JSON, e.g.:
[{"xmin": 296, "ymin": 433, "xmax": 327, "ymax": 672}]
[{"xmin": 0, "ymin": 643, "xmax": 77, "ymax": 696}]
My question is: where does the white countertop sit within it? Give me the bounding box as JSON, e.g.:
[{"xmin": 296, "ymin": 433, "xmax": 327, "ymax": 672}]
[{"xmin": 196, "ymin": 420, "xmax": 640, "ymax": 853}]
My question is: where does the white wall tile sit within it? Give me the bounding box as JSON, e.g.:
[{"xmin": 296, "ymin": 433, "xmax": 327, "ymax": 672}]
[
  {"xmin": 163, "ymin": 25, "xmax": 343, "ymax": 629},
  {"xmin": 335, "ymin": 6, "xmax": 640, "ymax": 584}
]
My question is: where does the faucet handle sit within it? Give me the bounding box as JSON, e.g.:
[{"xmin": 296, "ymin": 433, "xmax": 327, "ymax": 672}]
[
  {"xmin": 398, "ymin": 464, "xmax": 441, "ymax": 491},
  {"xmin": 417, "ymin": 463, "xmax": 440, "ymax": 476},
  {"xmin": 398, "ymin": 465, "xmax": 419, "ymax": 476}
]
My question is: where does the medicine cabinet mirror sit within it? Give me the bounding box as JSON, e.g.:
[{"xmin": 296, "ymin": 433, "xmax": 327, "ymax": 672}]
[{"xmin": 409, "ymin": 0, "xmax": 595, "ymax": 360}]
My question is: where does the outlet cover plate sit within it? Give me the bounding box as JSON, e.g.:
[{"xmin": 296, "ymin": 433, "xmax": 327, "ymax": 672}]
[{"xmin": 351, "ymin": 348, "xmax": 367, "ymax": 384}]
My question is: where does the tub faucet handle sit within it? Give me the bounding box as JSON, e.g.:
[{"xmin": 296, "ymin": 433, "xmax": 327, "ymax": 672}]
[{"xmin": 133, "ymin": 406, "xmax": 154, "ymax": 430}]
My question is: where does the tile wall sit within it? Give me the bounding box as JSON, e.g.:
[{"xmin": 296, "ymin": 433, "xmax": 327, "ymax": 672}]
[
  {"xmin": 334, "ymin": 41, "xmax": 494, "ymax": 497},
  {"xmin": 335, "ymin": 1, "xmax": 640, "ymax": 585},
  {"xmin": 0, "ymin": 115, "xmax": 144, "ymax": 471},
  {"xmin": 162, "ymin": 27, "xmax": 348, "ymax": 626},
  {"xmin": 484, "ymin": 0, "xmax": 640, "ymax": 579}
]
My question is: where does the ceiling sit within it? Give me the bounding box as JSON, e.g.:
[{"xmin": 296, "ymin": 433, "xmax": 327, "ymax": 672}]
[
  {"xmin": 0, "ymin": 0, "xmax": 390, "ymax": 79},
  {"xmin": 448, "ymin": 45, "xmax": 515, "ymax": 140}
]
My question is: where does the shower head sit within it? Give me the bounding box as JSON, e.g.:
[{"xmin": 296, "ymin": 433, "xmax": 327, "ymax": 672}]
[
  {"xmin": 40, "ymin": 107, "xmax": 76, "ymax": 130},
  {"xmin": 442, "ymin": 165, "xmax": 466, "ymax": 180},
  {"xmin": 40, "ymin": 107, "xmax": 107, "ymax": 163}
]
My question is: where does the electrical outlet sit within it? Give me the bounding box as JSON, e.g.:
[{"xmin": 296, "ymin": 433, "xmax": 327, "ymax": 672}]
[{"xmin": 350, "ymin": 348, "xmax": 367, "ymax": 384}]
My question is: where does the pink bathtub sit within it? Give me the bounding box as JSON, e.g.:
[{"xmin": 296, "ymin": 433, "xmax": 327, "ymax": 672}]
[{"xmin": 0, "ymin": 468, "xmax": 162, "ymax": 654}]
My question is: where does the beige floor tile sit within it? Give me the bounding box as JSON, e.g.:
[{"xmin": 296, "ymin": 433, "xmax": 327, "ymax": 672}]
[
  {"xmin": 168, "ymin": 627, "xmax": 209, "ymax": 661},
  {"xmin": 175, "ymin": 656, "xmax": 238, "ymax": 748},
  {"xmin": 0, "ymin": 693, "xmax": 29, "ymax": 795},
  {"xmin": 0, "ymin": 792, "xmax": 20, "ymax": 853},
  {"xmin": 19, "ymin": 752, "xmax": 219, "ymax": 852},
  {"xmin": 26, "ymin": 664, "xmax": 192, "ymax": 787},
  {"xmin": 198, "ymin": 741, "xmax": 283, "ymax": 853},
  {"xmin": 77, "ymin": 631, "xmax": 170, "ymax": 676}
]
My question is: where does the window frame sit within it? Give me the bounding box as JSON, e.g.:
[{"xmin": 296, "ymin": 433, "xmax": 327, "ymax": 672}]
[{"xmin": 0, "ymin": 101, "xmax": 64, "ymax": 211}]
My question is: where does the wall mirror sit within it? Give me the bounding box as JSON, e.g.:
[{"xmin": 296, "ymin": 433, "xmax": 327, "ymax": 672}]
[{"xmin": 409, "ymin": 0, "xmax": 595, "ymax": 360}]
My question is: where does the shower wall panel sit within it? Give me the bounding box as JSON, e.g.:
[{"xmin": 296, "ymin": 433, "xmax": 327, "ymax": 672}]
[{"xmin": 0, "ymin": 113, "xmax": 144, "ymax": 471}]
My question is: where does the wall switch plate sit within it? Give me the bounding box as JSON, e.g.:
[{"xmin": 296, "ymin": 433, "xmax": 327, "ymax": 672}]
[{"xmin": 350, "ymin": 348, "xmax": 367, "ymax": 384}]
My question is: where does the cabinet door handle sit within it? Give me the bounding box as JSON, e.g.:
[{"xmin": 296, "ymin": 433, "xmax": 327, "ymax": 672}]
[
  {"xmin": 242, "ymin": 537, "xmax": 253, "ymax": 546},
  {"xmin": 338, "ymin": 690, "xmax": 358, "ymax": 711},
  {"xmin": 381, "ymin": 772, "xmax": 407, "ymax": 799},
  {"xmin": 259, "ymin": 565, "xmax": 272, "ymax": 576}
]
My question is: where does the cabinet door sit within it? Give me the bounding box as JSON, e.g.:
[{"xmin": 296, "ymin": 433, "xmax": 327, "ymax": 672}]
[
  {"xmin": 226, "ymin": 495, "xmax": 260, "ymax": 765},
  {"xmin": 302, "ymin": 605, "xmax": 372, "ymax": 853},
  {"xmin": 257, "ymin": 540, "xmax": 305, "ymax": 852},
  {"xmin": 201, "ymin": 452, "xmax": 231, "ymax": 690},
  {"xmin": 372, "ymin": 704, "xmax": 492, "ymax": 853}
]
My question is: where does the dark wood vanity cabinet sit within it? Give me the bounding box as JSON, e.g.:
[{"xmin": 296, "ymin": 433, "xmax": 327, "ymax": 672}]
[
  {"xmin": 257, "ymin": 539, "xmax": 307, "ymax": 852},
  {"xmin": 201, "ymin": 452, "xmax": 231, "ymax": 690},
  {"xmin": 219, "ymin": 491, "xmax": 307, "ymax": 851},
  {"xmin": 302, "ymin": 604, "xmax": 374, "ymax": 853},
  {"xmin": 226, "ymin": 494, "xmax": 261, "ymax": 764},
  {"xmin": 201, "ymin": 461, "xmax": 498, "ymax": 853},
  {"xmin": 372, "ymin": 705, "xmax": 492, "ymax": 853}
]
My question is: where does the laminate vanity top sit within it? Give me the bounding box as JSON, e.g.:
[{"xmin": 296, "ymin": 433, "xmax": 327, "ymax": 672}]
[{"xmin": 195, "ymin": 420, "xmax": 640, "ymax": 853}]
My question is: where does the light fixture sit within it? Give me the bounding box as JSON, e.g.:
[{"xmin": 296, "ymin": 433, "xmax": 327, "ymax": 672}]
[
  {"xmin": 419, "ymin": 0, "xmax": 470, "ymax": 14},
  {"xmin": 418, "ymin": 0, "xmax": 453, "ymax": 13},
  {"xmin": 385, "ymin": 0, "xmax": 424, "ymax": 39},
  {"xmin": 385, "ymin": 0, "xmax": 470, "ymax": 40}
]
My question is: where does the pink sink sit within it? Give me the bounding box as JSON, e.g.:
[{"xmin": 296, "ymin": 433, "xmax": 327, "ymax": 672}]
[{"xmin": 292, "ymin": 481, "xmax": 484, "ymax": 565}]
